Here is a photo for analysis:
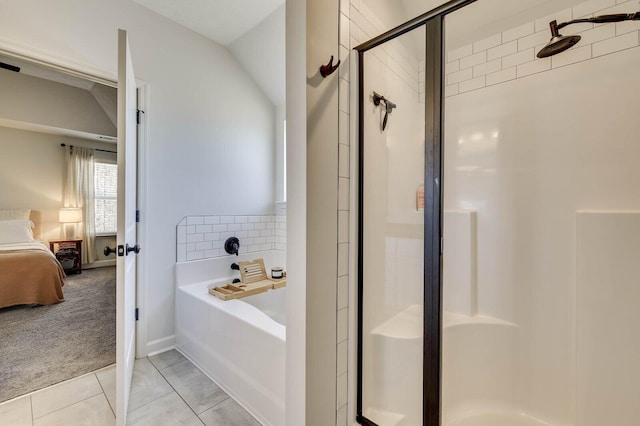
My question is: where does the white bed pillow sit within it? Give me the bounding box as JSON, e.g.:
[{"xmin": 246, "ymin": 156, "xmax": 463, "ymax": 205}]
[
  {"xmin": 0, "ymin": 209, "xmax": 31, "ymax": 221},
  {"xmin": 0, "ymin": 220, "xmax": 35, "ymax": 244}
]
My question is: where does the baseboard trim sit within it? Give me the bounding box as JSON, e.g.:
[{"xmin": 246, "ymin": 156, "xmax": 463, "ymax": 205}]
[
  {"xmin": 84, "ymin": 260, "xmax": 116, "ymax": 269},
  {"xmin": 145, "ymin": 335, "xmax": 175, "ymax": 358}
]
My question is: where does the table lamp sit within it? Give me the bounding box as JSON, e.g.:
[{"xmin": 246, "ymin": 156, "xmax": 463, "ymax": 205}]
[{"xmin": 59, "ymin": 207, "xmax": 82, "ymax": 239}]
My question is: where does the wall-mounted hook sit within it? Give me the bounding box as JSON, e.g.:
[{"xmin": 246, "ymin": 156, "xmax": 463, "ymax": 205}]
[{"xmin": 320, "ymin": 55, "xmax": 341, "ymax": 77}]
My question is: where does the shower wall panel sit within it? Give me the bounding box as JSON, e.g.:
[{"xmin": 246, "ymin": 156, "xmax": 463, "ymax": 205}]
[
  {"xmin": 576, "ymin": 212, "xmax": 640, "ymax": 425},
  {"xmin": 443, "ymin": 1, "xmax": 640, "ymax": 423}
]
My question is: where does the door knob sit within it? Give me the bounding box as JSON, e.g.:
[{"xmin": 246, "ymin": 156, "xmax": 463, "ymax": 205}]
[
  {"xmin": 104, "ymin": 246, "xmax": 117, "ymax": 256},
  {"xmin": 126, "ymin": 244, "xmax": 141, "ymax": 255}
]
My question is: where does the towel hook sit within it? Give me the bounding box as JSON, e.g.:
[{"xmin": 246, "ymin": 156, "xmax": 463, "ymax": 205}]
[{"xmin": 320, "ymin": 55, "xmax": 341, "ymax": 78}]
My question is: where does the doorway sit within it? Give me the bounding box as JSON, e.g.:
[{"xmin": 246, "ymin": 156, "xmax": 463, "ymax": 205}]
[{"xmin": 0, "ymin": 44, "xmax": 146, "ymax": 424}]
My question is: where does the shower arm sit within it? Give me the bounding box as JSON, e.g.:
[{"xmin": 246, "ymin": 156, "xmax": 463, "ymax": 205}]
[{"xmin": 552, "ymin": 12, "xmax": 640, "ymax": 33}]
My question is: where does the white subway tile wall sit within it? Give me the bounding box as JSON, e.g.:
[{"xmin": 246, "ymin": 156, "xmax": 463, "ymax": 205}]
[
  {"xmin": 176, "ymin": 207, "xmax": 286, "ymax": 263},
  {"xmin": 338, "ymin": 0, "xmax": 356, "ymax": 420},
  {"xmin": 446, "ymin": 0, "xmax": 640, "ymax": 97},
  {"xmin": 349, "ymin": 4, "xmax": 421, "ymax": 94},
  {"xmin": 336, "ymin": 373, "xmax": 348, "ymax": 411},
  {"xmin": 572, "ymin": 0, "xmax": 616, "ymax": 20},
  {"xmin": 473, "ymin": 33, "xmax": 502, "ymax": 53},
  {"xmin": 534, "ymin": 8, "xmax": 573, "ymax": 33},
  {"xmin": 503, "ymin": 22, "xmax": 534, "ymax": 43}
]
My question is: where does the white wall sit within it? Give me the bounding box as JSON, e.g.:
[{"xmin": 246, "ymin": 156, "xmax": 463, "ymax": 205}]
[
  {"xmin": 285, "ymin": 0, "xmax": 306, "ymax": 425},
  {"xmin": 305, "ymin": 0, "xmax": 341, "ymax": 424},
  {"xmin": 0, "ymin": 0, "xmax": 276, "ymax": 354},
  {"xmin": 229, "ymin": 5, "xmax": 286, "ymax": 206},
  {"xmin": 229, "ymin": 5, "xmax": 286, "ymax": 107},
  {"xmin": 0, "ymin": 126, "xmax": 115, "ymax": 246},
  {"xmin": 275, "ymin": 104, "xmax": 286, "ymax": 201}
]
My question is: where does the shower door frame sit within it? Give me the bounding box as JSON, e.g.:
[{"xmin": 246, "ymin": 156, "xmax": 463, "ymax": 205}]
[{"xmin": 354, "ymin": 1, "xmax": 476, "ymax": 425}]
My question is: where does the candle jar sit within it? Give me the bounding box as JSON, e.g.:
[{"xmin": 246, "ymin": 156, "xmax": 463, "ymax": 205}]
[{"xmin": 271, "ymin": 267, "xmax": 283, "ymax": 279}]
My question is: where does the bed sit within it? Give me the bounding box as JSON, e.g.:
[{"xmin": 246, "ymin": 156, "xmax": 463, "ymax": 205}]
[{"xmin": 0, "ymin": 210, "xmax": 65, "ymax": 309}]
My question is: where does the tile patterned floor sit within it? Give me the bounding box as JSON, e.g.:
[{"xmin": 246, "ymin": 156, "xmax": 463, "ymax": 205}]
[{"xmin": 0, "ymin": 350, "xmax": 260, "ymax": 426}]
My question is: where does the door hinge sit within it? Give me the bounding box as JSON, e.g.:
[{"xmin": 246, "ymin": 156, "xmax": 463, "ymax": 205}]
[
  {"xmin": 440, "ymin": 237, "xmax": 443, "ymax": 255},
  {"xmin": 136, "ymin": 210, "xmax": 140, "ymax": 223},
  {"xmin": 136, "ymin": 109, "xmax": 145, "ymax": 124},
  {"xmin": 135, "ymin": 308, "xmax": 139, "ymax": 321}
]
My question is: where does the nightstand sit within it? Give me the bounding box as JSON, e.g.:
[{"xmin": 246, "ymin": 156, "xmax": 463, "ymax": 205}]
[{"xmin": 49, "ymin": 239, "xmax": 83, "ymax": 274}]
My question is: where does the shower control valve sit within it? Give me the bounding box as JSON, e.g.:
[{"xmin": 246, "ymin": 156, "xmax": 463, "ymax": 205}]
[{"xmin": 224, "ymin": 237, "xmax": 240, "ymax": 256}]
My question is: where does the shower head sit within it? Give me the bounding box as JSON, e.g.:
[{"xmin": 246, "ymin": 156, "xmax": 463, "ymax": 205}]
[
  {"xmin": 537, "ymin": 35, "xmax": 581, "ymax": 58},
  {"xmin": 537, "ymin": 34, "xmax": 581, "ymax": 58},
  {"xmin": 537, "ymin": 20, "xmax": 581, "ymax": 58},
  {"xmin": 538, "ymin": 12, "xmax": 640, "ymax": 58}
]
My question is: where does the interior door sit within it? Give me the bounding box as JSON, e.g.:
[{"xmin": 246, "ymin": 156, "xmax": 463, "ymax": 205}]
[{"xmin": 116, "ymin": 28, "xmax": 139, "ymax": 425}]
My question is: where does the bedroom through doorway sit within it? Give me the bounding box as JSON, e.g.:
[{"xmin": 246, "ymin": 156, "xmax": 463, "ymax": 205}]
[{"xmin": 0, "ymin": 52, "xmax": 124, "ymax": 403}]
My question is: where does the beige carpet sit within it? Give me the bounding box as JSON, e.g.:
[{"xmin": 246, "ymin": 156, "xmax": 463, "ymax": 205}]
[{"xmin": 0, "ymin": 266, "xmax": 116, "ymax": 402}]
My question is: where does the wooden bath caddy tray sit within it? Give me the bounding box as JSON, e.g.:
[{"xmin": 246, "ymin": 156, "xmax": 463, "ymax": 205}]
[{"xmin": 208, "ymin": 258, "xmax": 286, "ymax": 301}]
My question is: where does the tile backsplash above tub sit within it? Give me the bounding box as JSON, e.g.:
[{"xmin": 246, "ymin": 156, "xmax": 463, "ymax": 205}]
[{"xmin": 177, "ymin": 209, "xmax": 286, "ymax": 263}]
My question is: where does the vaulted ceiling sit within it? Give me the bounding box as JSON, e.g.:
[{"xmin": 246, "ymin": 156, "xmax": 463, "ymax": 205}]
[
  {"xmin": 132, "ymin": 0, "xmax": 285, "ymax": 45},
  {"xmin": 133, "ymin": 0, "xmax": 285, "ymax": 106}
]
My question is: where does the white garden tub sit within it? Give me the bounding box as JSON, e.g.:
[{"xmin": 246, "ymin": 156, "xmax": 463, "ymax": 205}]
[{"xmin": 175, "ymin": 251, "xmax": 285, "ymax": 426}]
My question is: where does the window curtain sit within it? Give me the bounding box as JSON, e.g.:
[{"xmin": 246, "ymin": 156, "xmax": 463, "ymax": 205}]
[{"xmin": 64, "ymin": 146, "xmax": 97, "ymax": 265}]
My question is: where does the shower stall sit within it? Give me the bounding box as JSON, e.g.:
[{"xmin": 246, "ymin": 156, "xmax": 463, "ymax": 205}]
[{"xmin": 355, "ymin": 0, "xmax": 640, "ymax": 425}]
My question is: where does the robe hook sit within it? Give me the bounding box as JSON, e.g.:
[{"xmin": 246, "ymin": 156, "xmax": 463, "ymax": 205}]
[{"xmin": 320, "ymin": 55, "xmax": 341, "ymax": 77}]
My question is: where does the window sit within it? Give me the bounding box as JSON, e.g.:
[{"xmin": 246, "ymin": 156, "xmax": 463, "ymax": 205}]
[{"xmin": 94, "ymin": 162, "xmax": 117, "ymax": 234}]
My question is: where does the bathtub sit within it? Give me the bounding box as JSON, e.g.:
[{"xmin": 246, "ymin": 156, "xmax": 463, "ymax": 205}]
[{"xmin": 175, "ymin": 251, "xmax": 285, "ymax": 426}]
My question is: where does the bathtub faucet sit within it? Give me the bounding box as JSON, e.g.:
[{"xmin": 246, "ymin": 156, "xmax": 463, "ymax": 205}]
[{"xmin": 224, "ymin": 237, "xmax": 240, "ymax": 256}]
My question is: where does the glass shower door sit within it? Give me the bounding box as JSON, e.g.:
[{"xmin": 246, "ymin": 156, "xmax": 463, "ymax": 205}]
[{"xmin": 360, "ymin": 26, "xmax": 426, "ymax": 426}]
